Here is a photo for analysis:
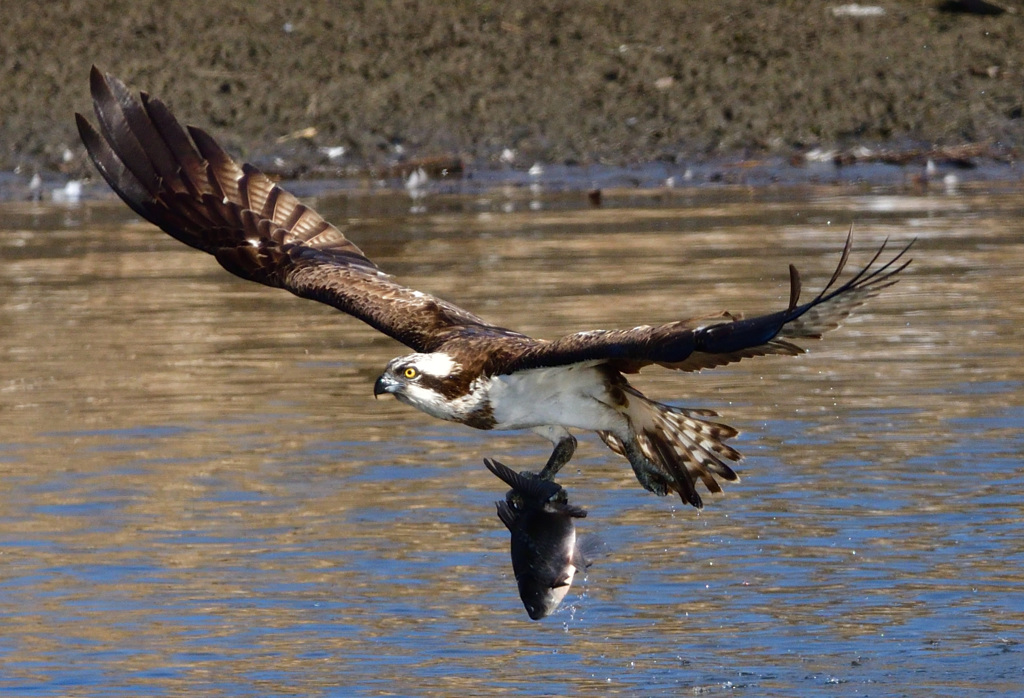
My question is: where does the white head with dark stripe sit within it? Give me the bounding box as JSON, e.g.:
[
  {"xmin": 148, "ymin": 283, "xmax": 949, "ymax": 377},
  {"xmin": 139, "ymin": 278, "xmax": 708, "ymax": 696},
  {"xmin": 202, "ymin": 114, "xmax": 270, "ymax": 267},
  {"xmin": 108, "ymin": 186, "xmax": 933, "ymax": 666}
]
[{"xmin": 373, "ymin": 353, "xmax": 469, "ymax": 421}]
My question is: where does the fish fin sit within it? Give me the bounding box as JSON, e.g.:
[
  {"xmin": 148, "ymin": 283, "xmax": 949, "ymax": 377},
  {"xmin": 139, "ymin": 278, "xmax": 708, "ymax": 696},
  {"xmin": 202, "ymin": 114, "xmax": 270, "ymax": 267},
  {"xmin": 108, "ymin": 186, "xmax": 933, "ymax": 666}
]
[
  {"xmin": 575, "ymin": 533, "xmax": 608, "ymax": 570},
  {"xmin": 484, "ymin": 458, "xmax": 563, "ymax": 503},
  {"xmin": 494, "ymin": 501, "xmax": 517, "ymax": 532}
]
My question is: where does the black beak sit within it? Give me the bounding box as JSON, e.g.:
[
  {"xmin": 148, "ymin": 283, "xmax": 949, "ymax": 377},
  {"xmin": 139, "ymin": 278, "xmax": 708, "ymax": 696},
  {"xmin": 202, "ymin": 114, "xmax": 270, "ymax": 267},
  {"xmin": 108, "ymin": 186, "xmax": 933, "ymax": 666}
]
[{"xmin": 373, "ymin": 374, "xmax": 390, "ymax": 399}]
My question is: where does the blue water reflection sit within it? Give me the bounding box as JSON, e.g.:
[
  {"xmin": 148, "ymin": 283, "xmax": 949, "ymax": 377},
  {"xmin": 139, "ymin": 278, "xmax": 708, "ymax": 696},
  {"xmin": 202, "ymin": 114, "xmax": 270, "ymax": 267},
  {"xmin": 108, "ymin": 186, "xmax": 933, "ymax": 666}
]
[{"xmin": 1, "ymin": 187, "xmax": 1022, "ymax": 695}]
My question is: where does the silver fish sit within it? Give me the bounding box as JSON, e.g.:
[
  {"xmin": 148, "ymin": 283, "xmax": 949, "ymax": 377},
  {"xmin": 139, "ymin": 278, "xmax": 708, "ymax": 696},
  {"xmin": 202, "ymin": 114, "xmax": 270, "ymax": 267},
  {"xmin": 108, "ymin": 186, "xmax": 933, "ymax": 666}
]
[{"xmin": 486, "ymin": 458, "xmax": 592, "ymax": 620}]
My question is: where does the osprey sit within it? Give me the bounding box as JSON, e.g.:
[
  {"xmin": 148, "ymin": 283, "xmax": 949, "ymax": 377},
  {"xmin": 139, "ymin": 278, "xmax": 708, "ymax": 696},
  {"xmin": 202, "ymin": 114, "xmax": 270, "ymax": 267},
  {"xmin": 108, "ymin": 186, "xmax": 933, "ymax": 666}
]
[{"xmin": 76, "ymin": 68, "xmax": 912, "ymax": 508}]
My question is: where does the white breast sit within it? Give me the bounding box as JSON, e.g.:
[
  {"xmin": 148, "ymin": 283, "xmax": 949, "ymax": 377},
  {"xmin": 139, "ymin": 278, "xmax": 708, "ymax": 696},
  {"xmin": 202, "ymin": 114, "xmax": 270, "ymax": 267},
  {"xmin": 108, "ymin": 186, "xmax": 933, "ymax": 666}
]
[{"xmin": 485, "ymin": 363, "xmax": 626, "ymax": 432}]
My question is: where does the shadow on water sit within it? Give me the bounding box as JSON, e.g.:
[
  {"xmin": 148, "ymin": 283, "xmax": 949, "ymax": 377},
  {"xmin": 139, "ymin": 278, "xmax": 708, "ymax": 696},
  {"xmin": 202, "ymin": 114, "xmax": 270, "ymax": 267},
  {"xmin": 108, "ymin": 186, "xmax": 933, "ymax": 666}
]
[{"xmin": 1, "ymin": 183, "xmax": 1023, "ymax": 695}]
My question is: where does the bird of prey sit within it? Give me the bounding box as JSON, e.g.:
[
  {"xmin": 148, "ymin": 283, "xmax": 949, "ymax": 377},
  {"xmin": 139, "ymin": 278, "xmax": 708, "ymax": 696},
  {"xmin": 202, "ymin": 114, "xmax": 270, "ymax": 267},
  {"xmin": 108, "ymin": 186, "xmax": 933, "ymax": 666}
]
[{"xmin": 76, "ymin": 67, "xmax": 912, "ymax": 509}]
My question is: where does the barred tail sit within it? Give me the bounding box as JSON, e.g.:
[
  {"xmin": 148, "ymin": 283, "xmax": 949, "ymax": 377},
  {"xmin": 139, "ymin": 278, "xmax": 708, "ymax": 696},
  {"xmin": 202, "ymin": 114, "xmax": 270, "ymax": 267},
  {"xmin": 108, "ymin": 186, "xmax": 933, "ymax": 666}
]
[{"xmin": 599, "ymin": 387, "xmax": 740, "ymax": 508}]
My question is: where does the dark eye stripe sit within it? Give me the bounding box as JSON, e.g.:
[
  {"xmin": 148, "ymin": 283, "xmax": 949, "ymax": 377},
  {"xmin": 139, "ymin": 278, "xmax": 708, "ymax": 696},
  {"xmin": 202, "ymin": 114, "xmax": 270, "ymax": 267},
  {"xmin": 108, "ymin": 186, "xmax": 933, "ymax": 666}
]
[{"xmin": 417, "ymin": 373, "xmax": 468, "ymax": 400}]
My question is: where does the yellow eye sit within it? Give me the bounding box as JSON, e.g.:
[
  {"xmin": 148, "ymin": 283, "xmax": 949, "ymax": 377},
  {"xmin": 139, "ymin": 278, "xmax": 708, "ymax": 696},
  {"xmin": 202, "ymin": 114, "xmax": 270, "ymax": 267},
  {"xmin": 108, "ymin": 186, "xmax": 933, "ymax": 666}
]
[{"xmin": 404, "ymin": 367, "xmax": 418, "ymax": 379}]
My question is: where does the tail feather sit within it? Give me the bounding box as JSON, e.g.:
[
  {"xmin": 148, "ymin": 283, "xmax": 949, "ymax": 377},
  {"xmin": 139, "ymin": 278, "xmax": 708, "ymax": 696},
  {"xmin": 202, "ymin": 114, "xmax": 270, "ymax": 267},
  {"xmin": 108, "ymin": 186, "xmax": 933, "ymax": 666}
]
[{"xmin": 599, "ymin": 388, "xmax": 740, "ymax": 508}]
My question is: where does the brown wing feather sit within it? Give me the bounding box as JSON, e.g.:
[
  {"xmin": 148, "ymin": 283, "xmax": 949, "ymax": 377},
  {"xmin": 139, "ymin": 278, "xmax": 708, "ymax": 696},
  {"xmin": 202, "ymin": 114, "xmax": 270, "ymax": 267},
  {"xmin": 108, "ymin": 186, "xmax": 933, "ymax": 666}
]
[
  {"xmin": 78, "ymin": 68, "xmax": 910, "ymax": 366},
  {"xmin": 77, "ymin": 67, "xmax": 507, "ymax": 353},
  {"xmin": 499, "ymin": 231, "xmax": 913, "ymax": 374}
]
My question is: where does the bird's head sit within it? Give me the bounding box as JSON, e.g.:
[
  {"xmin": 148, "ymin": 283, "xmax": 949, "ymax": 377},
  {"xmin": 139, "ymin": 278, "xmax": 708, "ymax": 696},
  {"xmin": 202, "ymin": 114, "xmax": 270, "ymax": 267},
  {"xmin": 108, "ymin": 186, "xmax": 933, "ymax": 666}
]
[{"xmin": 373, "ymin": 352, "xmax": 466, "ymax": 420}]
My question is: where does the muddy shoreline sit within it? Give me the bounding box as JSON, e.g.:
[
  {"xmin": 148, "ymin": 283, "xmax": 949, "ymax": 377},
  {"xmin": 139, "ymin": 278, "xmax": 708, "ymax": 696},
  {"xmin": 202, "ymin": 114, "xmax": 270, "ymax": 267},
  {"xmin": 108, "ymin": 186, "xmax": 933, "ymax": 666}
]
[{"xmin": 2, "ymin": 1, "xmax": 1022, "ymax": 195}]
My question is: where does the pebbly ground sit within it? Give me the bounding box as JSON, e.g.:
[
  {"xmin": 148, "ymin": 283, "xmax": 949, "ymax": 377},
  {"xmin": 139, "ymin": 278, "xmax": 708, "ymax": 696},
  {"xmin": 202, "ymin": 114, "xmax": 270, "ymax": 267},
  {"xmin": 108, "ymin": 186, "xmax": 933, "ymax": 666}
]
[{"xmin": 1, "ymin": 0, "xmax": 1022, "ymax": 186}]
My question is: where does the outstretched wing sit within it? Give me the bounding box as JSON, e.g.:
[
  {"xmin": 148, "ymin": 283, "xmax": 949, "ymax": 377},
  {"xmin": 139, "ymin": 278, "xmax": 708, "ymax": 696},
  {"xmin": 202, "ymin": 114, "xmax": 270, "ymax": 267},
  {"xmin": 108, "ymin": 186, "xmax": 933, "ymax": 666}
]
[
  {"xmin": 75, "ymin": 67, "xmax": 514, "ymax": 353},
  {"xmin": 497, "ymin": 232, "xmax": 913, "ymax": 374}
]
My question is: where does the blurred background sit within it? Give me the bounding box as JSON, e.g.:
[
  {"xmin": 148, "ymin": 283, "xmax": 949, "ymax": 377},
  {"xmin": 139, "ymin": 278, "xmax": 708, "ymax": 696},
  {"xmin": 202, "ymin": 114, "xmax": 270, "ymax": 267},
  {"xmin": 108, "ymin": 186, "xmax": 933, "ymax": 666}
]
[{"xmin": 1, "ymin": 0, "xmax": 1022, "ymax": 182}]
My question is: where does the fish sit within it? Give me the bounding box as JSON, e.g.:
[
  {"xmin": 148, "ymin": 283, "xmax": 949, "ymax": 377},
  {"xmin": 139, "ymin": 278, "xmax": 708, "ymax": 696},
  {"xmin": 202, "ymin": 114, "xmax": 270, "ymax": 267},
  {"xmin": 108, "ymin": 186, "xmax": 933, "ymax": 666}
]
[{"xmin": 485, "ymin": 458, "xmax": 594, "ymax": 620}]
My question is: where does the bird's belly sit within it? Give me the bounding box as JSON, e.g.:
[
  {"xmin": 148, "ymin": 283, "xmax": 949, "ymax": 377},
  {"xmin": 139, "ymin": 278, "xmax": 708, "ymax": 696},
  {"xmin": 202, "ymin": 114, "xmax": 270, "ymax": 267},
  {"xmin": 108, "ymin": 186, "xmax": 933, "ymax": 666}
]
[{"xmin": 485, "ymin": 364, "xmax": 625, "ymax": 432}]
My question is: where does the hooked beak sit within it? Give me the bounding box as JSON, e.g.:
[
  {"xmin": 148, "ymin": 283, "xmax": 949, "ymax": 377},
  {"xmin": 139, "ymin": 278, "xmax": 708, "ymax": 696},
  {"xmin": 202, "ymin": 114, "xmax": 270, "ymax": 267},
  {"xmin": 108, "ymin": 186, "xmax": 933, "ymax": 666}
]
[{"xmin": 374, "ymin": 373, "xmax": 397, "ymax": 399}]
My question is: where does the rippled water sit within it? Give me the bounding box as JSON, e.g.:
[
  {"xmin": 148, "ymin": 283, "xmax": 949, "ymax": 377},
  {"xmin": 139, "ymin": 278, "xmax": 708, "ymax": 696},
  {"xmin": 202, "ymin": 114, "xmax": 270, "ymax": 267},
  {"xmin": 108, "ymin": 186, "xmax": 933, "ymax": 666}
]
[{"xmin": 2, "ymin": 183, "xmax": 1022, "ymax": 696}]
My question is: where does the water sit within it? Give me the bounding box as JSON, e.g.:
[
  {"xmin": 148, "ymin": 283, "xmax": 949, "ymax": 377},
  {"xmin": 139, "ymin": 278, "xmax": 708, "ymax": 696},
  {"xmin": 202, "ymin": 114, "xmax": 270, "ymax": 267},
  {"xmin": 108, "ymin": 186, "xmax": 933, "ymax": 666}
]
[{"xmin": 1, "ymin": 182, "xmax": 1022, "ymax": 696}]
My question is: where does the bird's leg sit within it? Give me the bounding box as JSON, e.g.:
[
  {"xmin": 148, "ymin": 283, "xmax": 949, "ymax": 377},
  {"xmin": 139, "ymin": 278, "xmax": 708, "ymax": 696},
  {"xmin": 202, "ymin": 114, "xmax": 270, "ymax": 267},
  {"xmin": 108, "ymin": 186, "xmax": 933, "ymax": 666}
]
[
  {"xmin": 620, "ymin": 439, "xmax": 670, "ymax": 496},
  {"xmin": 538, "ymin": 434, "xmax": 577, "ymax": 481},
  {"xmin": 620, "ymin": 437, "xmax": 703, "ymax": 508}
]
